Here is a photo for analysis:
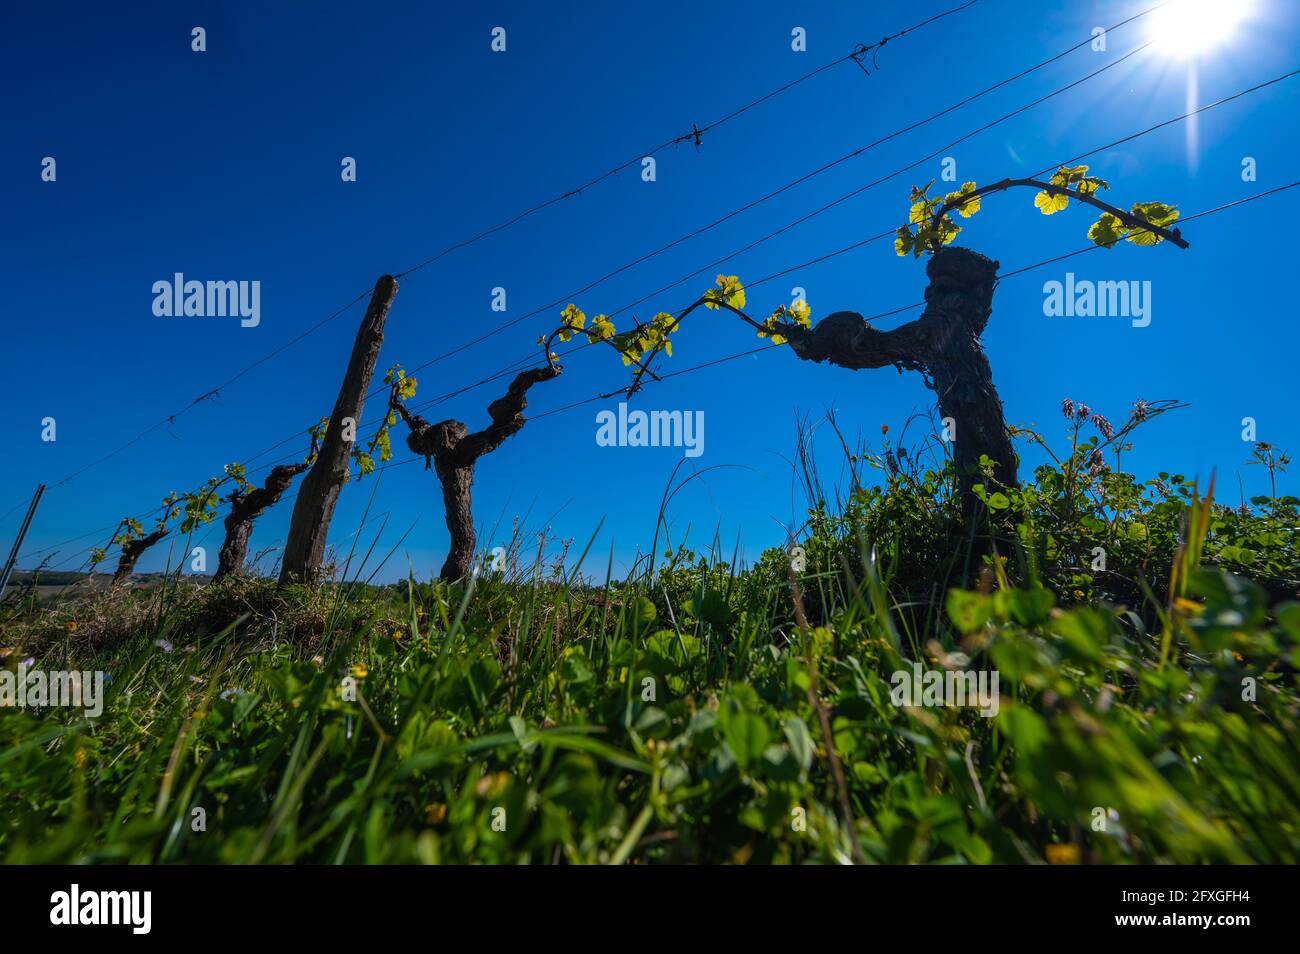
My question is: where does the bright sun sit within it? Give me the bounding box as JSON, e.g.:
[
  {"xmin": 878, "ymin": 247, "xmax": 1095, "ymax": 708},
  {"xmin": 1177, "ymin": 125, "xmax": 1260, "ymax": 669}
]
[{"xmin": 1149, "ymin": 0, "xmax": 1251, "ymax": 56}]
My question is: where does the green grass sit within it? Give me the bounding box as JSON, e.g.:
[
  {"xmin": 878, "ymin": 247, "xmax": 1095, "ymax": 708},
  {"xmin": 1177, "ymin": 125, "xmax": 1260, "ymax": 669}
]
[{"xmin": 2, "ymin": 421, "xmax": 1297, "ymax": 864}]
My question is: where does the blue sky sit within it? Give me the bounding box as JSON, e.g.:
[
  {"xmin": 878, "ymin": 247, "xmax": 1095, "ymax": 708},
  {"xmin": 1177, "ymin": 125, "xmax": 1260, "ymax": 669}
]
[{"xmin": 2, "ymin": 0, "xmax": 1297, "ymax": 581}]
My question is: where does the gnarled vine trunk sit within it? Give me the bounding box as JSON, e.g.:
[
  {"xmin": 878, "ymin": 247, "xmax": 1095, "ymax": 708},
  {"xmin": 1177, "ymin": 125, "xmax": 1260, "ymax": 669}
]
[
  {"xmin": 216, "ymin": 462, "xmax": 310, "ymax": 581},
  {"xmin": 787, "ymin": 247, "xmax": 1015, "ymax": 509},
  {"xmin": 434, "ymin": 449, "xmax": 476, "ymax": 582},
  {"xmin": 394, "ymin": 366, "xmax": 559, "ymax": 581},
  {"xmin": 113, "ymin": 529, "xmax": 169, "ymax": 584}
]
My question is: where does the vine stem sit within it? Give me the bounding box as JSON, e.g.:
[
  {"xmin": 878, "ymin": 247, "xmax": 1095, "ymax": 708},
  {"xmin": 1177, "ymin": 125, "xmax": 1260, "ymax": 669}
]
[
  {"xmin": 538, "ymin": 293, "xmax": 774, "ymax": 398},
  {"xmin": 929, "ymin": 177, "xmax": 1190, "ymax": 251},
  {"xmin": 539, "ymin": 173, "xmax": 1190, "ymax": 404},
  {"xmin": 541, "ymin": 320, "xmax": 661, "ymax": 382}
]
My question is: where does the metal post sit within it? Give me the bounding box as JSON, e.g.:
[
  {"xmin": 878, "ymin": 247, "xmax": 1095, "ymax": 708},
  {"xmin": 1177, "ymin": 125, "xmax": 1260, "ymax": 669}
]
[{"xmin": 0, "ymin": 483, "xmax": 47, "ymax": 601}]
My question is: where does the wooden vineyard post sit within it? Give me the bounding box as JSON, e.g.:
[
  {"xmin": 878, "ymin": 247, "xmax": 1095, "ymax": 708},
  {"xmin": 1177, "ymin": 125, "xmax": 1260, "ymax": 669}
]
[{"xmin": 279, "ymin": 275, "xmax": 398, "ymax": 584}]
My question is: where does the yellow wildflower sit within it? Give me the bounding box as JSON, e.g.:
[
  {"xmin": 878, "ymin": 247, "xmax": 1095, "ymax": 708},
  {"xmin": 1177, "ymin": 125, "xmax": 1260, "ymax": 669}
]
[{"xmin": 1046, "ymin": 843, "xmax": 1081, "ymax": 865}]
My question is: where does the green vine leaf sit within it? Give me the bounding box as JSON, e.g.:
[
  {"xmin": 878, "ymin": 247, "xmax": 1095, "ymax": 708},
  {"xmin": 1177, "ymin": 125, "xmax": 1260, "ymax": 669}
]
[
  {"xmin": 557, "ymin": 304, "xmax": 585, "ymax": 343},
  {"xmin": 352, "ymin": 450, "xmax": 376, "ymax": 477},
  {"xmin": 1034, "ymin": 189, "xmax": 1069, "ymax": 215},
  {"xmin": 703, "ymin": 274, "xmax": 746, "ymax": 311},
  {"xmin": 1126, "ymin": 201, "xmax": 1181, "ymax": 246},
  {"xmin": 895, "ymin": 180, "xmax": 968, "ymax": 256},
  {"xmin": 1088, "ymin": 212, "xmax": 1125, "ymax": 248},
  {"xmin": 1087, "ymin": 202, "xmax": 1180, "ymax": 248},
  {"xmin": 945, "ymin": 181, "xmax": 981, "ymax": 218},
  {"xmin": 224, "ymin": 461, "xmax": 251, "ymax": 493}
]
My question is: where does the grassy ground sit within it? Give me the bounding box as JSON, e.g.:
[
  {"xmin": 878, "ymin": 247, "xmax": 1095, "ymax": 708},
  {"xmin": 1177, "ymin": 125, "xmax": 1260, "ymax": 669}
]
[{"xmin": 2, "ymin": 419, "xmax": 1297, "ymax": 864}]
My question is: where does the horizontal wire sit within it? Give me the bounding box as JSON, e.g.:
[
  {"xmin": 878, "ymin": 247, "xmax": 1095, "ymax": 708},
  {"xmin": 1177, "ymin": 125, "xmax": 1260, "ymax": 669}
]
[
  {"xmin": 17, "ymin": 2, "xmax": 1162, "ymax": 521},
  {"xmin": 27, "ymin": 6, "xmax": 981, "ymax": 500},
  {"xmin": 25, "ymin": 179, "xmax": 1295, "ymax": 571}
]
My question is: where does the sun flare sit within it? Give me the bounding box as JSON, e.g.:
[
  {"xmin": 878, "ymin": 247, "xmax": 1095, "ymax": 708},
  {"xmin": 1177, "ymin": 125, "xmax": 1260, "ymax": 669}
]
[{"xmin": 1149, "ymin": 0, "xmax": 1251, "ymax": 56}]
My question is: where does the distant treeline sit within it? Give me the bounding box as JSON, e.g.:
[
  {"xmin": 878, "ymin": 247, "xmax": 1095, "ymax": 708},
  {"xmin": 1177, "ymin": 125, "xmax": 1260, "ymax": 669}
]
[
  {"xmin": 9, "ymin": 571, "xmax": 96, "ymax": 586},
  {"xmin": 7, "ymin": 571, "xmax": 211, "ymax": 586}
]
